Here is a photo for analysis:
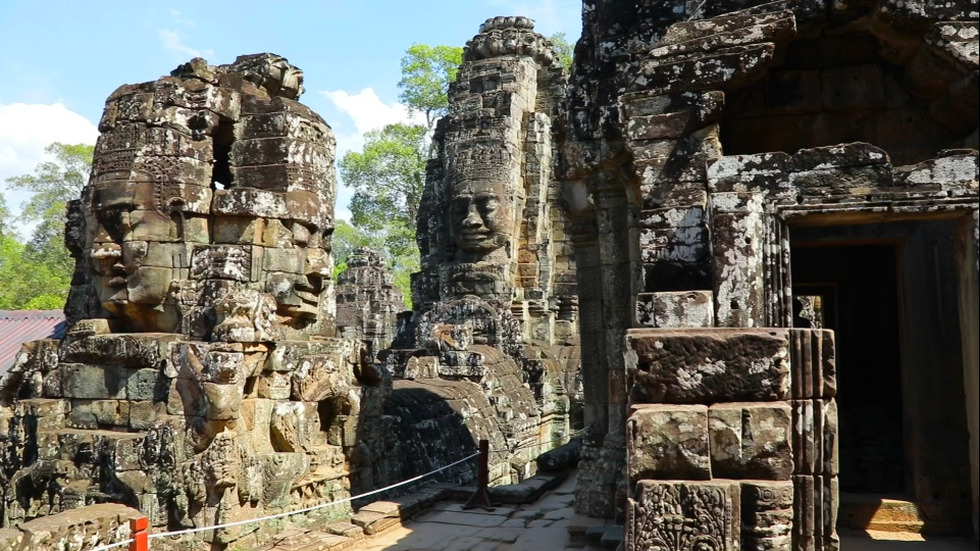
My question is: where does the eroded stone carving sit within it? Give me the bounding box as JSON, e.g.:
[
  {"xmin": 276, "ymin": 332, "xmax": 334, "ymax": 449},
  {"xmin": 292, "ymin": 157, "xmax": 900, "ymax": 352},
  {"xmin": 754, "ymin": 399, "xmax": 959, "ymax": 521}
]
[
  {"xmin": 384, "ymin": 16, "xmax": 581, "ymax": 484},
  {"xmin": 335, "ymin": 247, "xmax": 405, "ymax": 360},
  {"xmin": 71, "ymin": 53, "xmax": 335, "ymax": 337},
  {"xmin": 0, "ymin": 54, "xmax": 390, "ymax": 548}
]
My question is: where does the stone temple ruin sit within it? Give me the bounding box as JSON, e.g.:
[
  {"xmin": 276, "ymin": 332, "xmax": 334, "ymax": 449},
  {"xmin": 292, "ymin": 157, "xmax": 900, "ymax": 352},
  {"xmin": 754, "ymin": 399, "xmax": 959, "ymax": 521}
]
[
  {"xmin": 561, "ymin": 0, "xmax": 977, "ymax": 549},
  {"xmin": 0, "ymin": 1, "xmax": 978, "ymax": 550}
]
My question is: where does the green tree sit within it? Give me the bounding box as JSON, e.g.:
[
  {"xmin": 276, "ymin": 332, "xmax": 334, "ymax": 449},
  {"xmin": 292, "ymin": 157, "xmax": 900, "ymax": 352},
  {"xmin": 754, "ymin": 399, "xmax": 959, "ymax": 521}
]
[
  {"xmin": 341, "ymin": 123, "xmax": 427, "ymax": 234},
  {"xmin": 1, "ymin": 142, "xmax": 93, "ymax": 309},
  {"xmin": 549, "ymin": 32, "xmax": 574, "ymax": 72},
  {"xmin": 332, "ymin": 220, "xmax": 375, "ymax": 277},
  {"xmin": 398, "ymin": 43, "xmax": 464, "ymax": 129},
  {"xmin": 0, "ymin": 192, "xmax": 12, "ymax": 237}
]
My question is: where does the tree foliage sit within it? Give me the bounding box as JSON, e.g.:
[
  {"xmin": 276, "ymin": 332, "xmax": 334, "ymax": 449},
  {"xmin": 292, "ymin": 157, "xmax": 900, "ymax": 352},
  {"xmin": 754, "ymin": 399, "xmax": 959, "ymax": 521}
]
[
  {"xmin": 337, "ymin": 42, "xmax": 463, "ymax": 307},
  {"xmin": 340, "ymin": 123, "xmax": 427, "ymax": 234},
  {"xmin": 1, "ymin": 142, "xmax": 93, "ymax": 310},
  {"xmin": 398, "ymin": 43, "xmax": 463, "ymax": 128},
  {"xmin": 549, "ymin": 33, "xmax": 574, "ymax": 72}
]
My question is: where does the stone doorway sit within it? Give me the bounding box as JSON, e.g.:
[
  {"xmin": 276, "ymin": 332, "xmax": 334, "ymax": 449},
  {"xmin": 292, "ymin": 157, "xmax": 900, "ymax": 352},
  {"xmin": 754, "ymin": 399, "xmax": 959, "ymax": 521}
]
[{"xmin": 790, "ymin": 221, "xmax": 973, "ymax": 536}]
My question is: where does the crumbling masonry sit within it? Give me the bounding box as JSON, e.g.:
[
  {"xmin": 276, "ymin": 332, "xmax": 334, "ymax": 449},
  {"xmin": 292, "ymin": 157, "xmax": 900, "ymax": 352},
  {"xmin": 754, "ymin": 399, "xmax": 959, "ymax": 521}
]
[{"xmin": 1, "ymin": 1, "xmax": 978, "ymax": 550}]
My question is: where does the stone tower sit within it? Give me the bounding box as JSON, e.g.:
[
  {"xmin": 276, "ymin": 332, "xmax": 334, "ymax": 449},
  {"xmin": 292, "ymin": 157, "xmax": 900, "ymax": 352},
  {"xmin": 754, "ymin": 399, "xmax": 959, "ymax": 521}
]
[
  {"xmin": 383, "ymin": 16, "xmax": 582, "ymax": 484},
  {"xmin": 0, "ymin": 54, "xmax": 390, "ymax": 549}
]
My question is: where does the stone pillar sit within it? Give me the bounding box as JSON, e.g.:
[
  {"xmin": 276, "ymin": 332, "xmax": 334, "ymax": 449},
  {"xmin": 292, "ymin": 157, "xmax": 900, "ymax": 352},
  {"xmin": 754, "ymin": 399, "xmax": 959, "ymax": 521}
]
[
  {"xmin": 625, "ymin": 327, "xmax": 838, "ymax": 551},
  {"xmin": 710, "ymin": 191, "xmax": 766, "ymax": 328}
]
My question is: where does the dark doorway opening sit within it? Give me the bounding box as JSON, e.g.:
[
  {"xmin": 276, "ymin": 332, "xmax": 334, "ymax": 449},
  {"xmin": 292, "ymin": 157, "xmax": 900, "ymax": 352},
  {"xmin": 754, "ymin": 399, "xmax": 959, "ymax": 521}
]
[
  {"xmin": 792, "ymin": 243, "xmax": 905, "ymax": 494},
  {"xmin": 790, "ymin": 219, "xmax": 973, "ymax": 535}
]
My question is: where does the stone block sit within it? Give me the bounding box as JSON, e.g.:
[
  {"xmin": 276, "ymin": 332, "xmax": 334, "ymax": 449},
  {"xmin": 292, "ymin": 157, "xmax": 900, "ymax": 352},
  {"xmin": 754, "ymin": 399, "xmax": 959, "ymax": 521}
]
[
  {"xmin": 403, "ymin": 356, "xmax": 440, "ymax": 379},
  {"xmin": 211, "ymin": 187, "xmax": 286, "ymax": 217},
  {"xmin": 792, "ymin": 474, "xmax": 838, "ymax": 551},
  {"xmin": 788, "ymin": 143, "xmax": 889, "ymax": 172},
  {"xmin": 255, "ymin": 371, "xmax": 291, "ymax": 400},
  {"xmin": 270, "ymin": 401, "xmax": 319, "ymax": 453},
  {"xmin": 635, "ymin": 43, "xmax": 775, "ymax": 94},
  {"xmin": 789, "ymin": 328, "xmax": 837, "ymax": 399},
  {"xmin": 212, "ymin": 216, "xmax": 264, "ymax": 245},
  {"xmin": 627, "ymin": 404, "xmax": 710, "ymax": 480},
  {"xmin": 125, "ymin": 368, "xmax": 166, "ymax": 401},
  {"xmin": 68, "ymin": 399, "xmax": 128, "ymax": 428},
  {"xmin": 128, "ymin": 400, "xmax": 164, "ymax": 430},
  {"xmin": 60, "ymin": 334, "xmax": 178, "ymax": 368},
  {"xmin": 709, "ymin": 402, "xmax": 793, "ymax": 480},
  {"xmin": 60, "ymin": 363, "xmax": 128, "ymax": 399},
  {"xmin": 627, "ymin": 480, "xmax": 739, "ymax": 551},
  {"xmin": 707, "ymin": 152, "xmax": 790, "ymax": 193},
  {"xmin": 786, "ymin": 164, "xmax": 894, "ymax": 195},
  {"xmin": 741, "ymin": 480, "xmax": 794, "ymax": 551},
  {"xmin": 635, "ymin": 291, "xmax": 714, "ymax": 328},
  {"xmin": 711, "ymin": 208, "xmax": 766, "ymax": 328},
  {"xmin": 626, "ymin": 328, "xmax": 791, "ymax": 404}
]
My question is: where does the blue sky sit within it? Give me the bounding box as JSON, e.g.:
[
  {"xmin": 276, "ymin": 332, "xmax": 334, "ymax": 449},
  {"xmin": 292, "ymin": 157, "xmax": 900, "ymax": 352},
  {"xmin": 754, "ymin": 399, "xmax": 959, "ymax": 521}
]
[{"xmin": 0, "ymin": 0, "xmax": 581, "ymax": 231}]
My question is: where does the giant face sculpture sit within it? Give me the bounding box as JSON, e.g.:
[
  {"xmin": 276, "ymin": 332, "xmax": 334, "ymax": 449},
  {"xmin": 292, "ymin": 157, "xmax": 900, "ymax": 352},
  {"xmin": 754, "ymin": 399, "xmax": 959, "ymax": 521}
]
[
  {"xmin": 74, "ymin": 54, "xmax": 336, "ymax": 335},
  {"xmin": 450, "ymin": 184, "xmax": 514, "ymax": 254},
  {"xmin": 84, "ymin": 162, "xmax": 203, "ymax": 332}
]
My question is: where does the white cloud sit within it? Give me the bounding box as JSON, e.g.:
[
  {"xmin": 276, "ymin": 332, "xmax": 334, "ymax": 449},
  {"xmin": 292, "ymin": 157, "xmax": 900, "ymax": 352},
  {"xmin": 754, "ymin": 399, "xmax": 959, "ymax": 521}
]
[
  {"xmin": 0, "ymin": 102, "xmax": 98, "ymax": 237},
  {"xmin": 320, "ymin": 88, "xmax": 426, "ymax": 222},
  {"xmin": 158, "ymin": 29, "xmax": 214, "ymax": 61},
  {"xmin": 322, "ymin": 88, "xmax": 424, "ymax": 137}
]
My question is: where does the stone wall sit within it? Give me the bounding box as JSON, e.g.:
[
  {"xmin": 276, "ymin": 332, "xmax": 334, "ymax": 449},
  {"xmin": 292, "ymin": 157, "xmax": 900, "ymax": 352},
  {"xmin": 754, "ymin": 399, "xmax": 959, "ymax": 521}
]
[
  {"xmin": 0, "ymin": 503, "xmax": 140, "ymax": 551},
  {"xmin": 561, "ymin": 0, "xmax": 978, "ymax": 548}
]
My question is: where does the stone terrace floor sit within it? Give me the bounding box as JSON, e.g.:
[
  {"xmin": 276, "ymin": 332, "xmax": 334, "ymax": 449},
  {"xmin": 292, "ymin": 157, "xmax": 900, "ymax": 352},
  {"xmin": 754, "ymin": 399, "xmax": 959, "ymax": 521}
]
[
  {"xmin": 261, "ymin": 470, "xmax": 978, "ymax": 551},
  {"xmin": 347, "ymin": 471, "xmax": 615, "ymax": 551}
]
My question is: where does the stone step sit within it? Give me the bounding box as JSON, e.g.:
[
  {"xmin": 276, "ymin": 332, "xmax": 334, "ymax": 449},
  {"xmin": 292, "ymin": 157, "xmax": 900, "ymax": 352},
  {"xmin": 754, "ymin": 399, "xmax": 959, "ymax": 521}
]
[
  {"xmin": 839, "ymin": 493, "xmax": 925, "ymax": 533},
  {"xmin": 257, "ymin": 530, "xmax": 354, "ymax": 551}
]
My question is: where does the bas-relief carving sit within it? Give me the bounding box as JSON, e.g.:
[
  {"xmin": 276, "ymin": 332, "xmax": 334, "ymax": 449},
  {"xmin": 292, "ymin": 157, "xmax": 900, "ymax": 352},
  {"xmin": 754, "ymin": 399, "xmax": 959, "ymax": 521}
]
[{"xmin": 627, "ymin": 481, "xmax": 738, "ymax": 551}]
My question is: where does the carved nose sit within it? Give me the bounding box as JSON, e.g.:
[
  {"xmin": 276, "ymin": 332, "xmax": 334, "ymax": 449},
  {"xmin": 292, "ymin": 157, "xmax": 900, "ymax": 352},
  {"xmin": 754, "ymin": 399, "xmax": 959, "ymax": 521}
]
[{"xmin": 463, "ymin": 204, "xmax": 483, "ymax": 228}]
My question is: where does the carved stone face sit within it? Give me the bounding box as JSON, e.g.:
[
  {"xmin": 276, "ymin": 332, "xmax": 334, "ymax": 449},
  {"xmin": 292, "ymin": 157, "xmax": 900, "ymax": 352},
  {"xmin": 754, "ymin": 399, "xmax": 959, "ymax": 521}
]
[
  {"xmin": 74, "ymin": 54, "xmax": 335, "ymax": 335},
  {"xmin": 450, "ymin": 186, "xmax": 514, "ymax": 254},
  {"xmin": 86, "ymin": 171, "xmax": 185, "ymax": 331},
  {"xmin": 265, "ymin": 243, "xmax": 331, "ymax": 326}
]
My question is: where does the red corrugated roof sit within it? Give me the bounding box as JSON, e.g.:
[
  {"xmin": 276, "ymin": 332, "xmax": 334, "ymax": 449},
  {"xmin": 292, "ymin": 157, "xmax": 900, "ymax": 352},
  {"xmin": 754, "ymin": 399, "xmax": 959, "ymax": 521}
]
[{"xmin": 0, "ymin": 310, "xmax": 66, "ymax": 375}]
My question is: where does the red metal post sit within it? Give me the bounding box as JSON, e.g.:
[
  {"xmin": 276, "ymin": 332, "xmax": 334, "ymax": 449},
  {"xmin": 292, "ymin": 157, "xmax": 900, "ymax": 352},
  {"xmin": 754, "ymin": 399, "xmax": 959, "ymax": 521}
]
[
  {"xmin": 129, "ymin": 516, "xmax": 149, "ymax": 551},
  {"xmin": 463, "ymin": 439, "xmax": 494, "ymax": 511}
]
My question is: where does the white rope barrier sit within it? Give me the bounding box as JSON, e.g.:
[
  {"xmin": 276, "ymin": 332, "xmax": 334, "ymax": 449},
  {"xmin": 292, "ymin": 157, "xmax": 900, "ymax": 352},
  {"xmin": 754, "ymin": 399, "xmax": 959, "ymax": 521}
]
[{"xmin": 146, "ymin": 450, "xmax": 480, "ymax": 541}]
